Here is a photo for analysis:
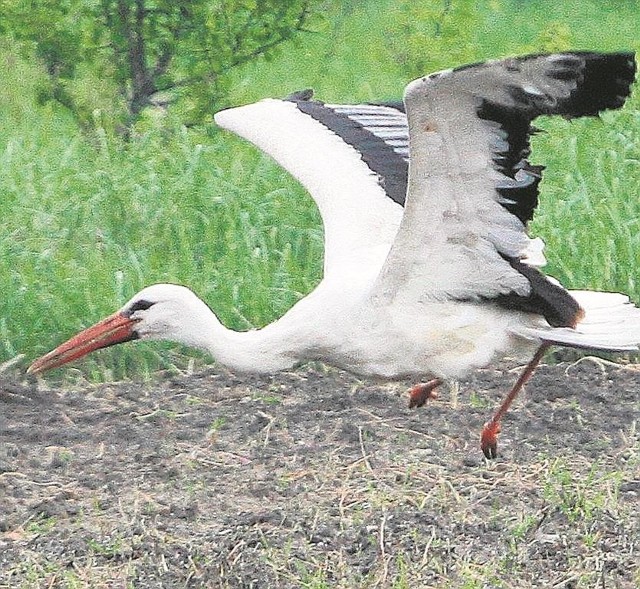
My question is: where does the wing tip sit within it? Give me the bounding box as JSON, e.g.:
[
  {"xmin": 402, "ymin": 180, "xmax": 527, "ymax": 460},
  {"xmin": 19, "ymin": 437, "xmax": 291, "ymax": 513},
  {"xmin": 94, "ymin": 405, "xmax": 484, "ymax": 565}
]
[
  {"xmin": 284, "ymin": 88, "xmax": 315, "ymax": 102},
  {"xmin": 556, "ymin": 50, "xmax": 637, "ymax": 118}
]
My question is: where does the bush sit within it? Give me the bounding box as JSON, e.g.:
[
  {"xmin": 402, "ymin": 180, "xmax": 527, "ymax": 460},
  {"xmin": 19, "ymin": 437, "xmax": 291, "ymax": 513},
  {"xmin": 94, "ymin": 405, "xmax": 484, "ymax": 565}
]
[{"xmin": 1, "ymin": 0, "xmax": 319, "ymax": 131}]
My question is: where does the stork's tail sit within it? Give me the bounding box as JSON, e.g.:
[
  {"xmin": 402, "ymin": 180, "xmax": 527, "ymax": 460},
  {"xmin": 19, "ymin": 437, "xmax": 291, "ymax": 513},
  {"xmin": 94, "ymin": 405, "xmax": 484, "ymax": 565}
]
[{"xmin": 516, "ymin": 291, "xmax": 640, "ymax": 352}]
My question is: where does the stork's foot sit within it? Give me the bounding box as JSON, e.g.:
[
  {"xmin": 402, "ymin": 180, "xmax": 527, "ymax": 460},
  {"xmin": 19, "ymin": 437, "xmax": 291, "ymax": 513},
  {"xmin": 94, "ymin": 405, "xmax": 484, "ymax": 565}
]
[
  {"xmin": 408, "ymin": 378, "xmax": 441, "ymax": 409},
  {"xmin": 480, "ymin": 421, "xmax": 501, "ymax": 459}
]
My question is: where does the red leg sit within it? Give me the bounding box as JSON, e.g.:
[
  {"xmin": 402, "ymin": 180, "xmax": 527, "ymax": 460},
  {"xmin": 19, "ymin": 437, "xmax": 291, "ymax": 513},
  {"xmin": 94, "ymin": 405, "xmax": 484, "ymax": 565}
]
[
  {"xmin": 408, "ymin": 378, "xmax": 442, "ymax": 409},
  {"xmin": 481, "ymin": 344, "xmax": 549, "ymax": 459}
]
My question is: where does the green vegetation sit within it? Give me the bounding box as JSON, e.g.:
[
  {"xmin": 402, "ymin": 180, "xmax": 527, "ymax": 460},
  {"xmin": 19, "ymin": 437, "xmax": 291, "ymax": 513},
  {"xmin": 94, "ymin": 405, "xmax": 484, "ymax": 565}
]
[
  {"xmin": 542, "ymin": 458, "xmax": 623, "ymax": 523},
  {"xmin": 1, "ymin": 0, "xmax": 639, "ymax": 381},
  {"xmin": 0, "ymin": 0, "xmax": 318, "ymax": 130}
]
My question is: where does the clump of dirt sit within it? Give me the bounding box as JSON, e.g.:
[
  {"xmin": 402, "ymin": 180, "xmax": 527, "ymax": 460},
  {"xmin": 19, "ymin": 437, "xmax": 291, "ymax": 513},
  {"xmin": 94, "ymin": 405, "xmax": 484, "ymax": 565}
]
[{"xmin": 1, "ymin": 358, "xmax": 639, "ymax": 588}]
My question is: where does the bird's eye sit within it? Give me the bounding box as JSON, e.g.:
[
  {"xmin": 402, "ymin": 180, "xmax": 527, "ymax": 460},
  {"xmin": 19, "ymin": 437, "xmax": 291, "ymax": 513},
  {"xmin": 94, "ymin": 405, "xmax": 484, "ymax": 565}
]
[{"xmin": 124, "ymin": 299, "xmax": 155, "ymax": 317}]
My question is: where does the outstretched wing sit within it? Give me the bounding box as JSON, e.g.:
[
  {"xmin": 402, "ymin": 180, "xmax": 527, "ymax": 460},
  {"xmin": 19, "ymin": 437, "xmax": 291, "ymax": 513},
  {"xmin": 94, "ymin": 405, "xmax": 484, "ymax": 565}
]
[
  {"xmin": 371, "ymin": 51, "xmax": 636, "ymax": 327},
  {"xmin": 214, "ymin": 96, "xmax": 411, "ymax": 276}
]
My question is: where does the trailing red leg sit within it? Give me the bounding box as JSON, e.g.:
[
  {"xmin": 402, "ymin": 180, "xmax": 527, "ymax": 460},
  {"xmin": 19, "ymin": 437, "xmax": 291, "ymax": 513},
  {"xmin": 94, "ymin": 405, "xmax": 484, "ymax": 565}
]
[{"xmin": 481, "ymin": 344, "xmax": 550, "ymax": 459}]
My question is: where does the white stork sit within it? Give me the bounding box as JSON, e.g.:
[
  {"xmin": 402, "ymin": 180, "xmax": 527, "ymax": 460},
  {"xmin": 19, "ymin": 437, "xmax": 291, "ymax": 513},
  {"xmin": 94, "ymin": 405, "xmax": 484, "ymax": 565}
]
[{"xmin": 29, "ymin": 51, "xmax": 639, "ymax": 458}]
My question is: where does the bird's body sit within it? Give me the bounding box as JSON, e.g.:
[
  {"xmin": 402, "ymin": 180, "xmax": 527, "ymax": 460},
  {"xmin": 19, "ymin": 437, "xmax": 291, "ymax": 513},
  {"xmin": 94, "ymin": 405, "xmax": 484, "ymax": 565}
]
[
  {"xmin": 144, "ymin": 282, "xmax": 536, "ymax": 381},
  {"xmin": 29, "ymin": 51, "xmax": 640, "ymax": 457}
]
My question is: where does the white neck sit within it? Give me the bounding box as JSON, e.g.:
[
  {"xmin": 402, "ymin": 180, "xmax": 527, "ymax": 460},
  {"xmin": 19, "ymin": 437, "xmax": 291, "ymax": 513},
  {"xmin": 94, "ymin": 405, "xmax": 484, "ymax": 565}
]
[
  {"xmin": 169, "ymin": 301, "xmax": 306, "ymax": 374},
  {"xmin": 134, "ymin": 281, "xmax": 355, "ymax": 375}
]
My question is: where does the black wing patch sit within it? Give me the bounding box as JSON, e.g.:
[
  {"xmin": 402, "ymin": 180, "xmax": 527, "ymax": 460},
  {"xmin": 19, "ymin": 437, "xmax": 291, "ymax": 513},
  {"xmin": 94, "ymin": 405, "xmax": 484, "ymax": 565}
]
[
  {"xmin": 284, "ymin": 52, "xmax": 636, "ymax": 328},
  {"xmin": 290, "ymin": 94, "xmax": 409, "ymax": 206},
  {"xmin": 493, "ymin": 258, "xmax": 584, "ymax": 327},
  {"xmin": 475, "ymin": 51, "xmax": 636, "ymax": 326},
  {"xmin": 477, "ymin": 51, "xmax": 636, "ymax": 225}
]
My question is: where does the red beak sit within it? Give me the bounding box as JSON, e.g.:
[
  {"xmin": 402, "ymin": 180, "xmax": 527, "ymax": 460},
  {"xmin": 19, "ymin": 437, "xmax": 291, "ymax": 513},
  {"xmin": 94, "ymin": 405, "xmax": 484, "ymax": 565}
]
[{"xmin": 27, "ymin": 312, "xmax": 139, "ymax": 374}]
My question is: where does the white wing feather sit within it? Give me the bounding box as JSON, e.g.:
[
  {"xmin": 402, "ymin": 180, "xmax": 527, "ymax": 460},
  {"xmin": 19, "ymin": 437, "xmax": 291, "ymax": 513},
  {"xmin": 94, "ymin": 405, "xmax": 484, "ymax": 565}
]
[
  {"xmin": 516, "ymin": 291, "xmax": 640, "ymax": 350},
  {"xmin": 214, "ymin": 100, "xmax": 401, "ymax": 276}
]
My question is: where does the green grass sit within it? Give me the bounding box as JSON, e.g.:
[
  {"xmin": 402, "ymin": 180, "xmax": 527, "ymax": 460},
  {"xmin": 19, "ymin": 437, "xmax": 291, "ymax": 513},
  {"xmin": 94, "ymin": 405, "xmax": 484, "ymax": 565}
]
[
  {"xmin": 1, "ymin": 0, "xmax": 639, "ymax": 380},
  {"xmin": 530, "ymin": 108, "xmax": 640, "ymax": 295}
]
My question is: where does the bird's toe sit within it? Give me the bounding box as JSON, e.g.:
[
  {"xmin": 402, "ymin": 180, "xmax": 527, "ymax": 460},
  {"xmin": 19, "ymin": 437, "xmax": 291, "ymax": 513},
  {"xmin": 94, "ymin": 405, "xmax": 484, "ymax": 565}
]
[
  {"xmin": 481, "ymin": 421, "xmax": 501, "ymax": 459},
  {"xmin": 408, "ymin": 379, "xmax": 440, "ymax": 408}
]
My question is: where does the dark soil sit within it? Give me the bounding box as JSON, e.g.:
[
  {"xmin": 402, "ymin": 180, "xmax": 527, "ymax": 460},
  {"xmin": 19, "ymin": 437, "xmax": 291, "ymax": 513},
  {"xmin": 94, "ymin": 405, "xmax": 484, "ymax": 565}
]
[{"xmin": 1, "ymin": 357, "xmax": 639, "ymax": 588}]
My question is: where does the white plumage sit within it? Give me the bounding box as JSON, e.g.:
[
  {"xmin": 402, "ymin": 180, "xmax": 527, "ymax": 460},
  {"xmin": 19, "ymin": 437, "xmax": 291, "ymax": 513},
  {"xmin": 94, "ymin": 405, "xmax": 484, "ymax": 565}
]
[
  {"xmin": 29, "ymin": 51, "xmax": 639, "ymax": 457},
  {"xmin": 214, "ymin": 98, "xmax": 402, "ymax": 276}
]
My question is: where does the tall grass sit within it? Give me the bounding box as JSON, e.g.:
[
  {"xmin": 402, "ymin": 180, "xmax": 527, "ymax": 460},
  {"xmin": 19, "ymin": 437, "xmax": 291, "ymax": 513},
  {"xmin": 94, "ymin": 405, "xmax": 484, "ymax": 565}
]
[
  {"xmin": 531, "ymin": 106, "xmax": 640, "ymax": 296},
  {"xmin": 1, "ymin": 0, "xmax": 639, "ymax": 380},
  {"xmin": 0, "ymin": 54, "xmax": 323, "ymax": 381}
]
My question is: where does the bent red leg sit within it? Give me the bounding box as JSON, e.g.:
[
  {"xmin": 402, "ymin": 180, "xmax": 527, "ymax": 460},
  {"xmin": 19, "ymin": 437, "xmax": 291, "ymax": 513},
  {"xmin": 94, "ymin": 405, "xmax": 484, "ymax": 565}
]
[
  {"xmin": 408, "ymin": 378, "xmax": 442, "ymax": 409},
  {"xmin": 481, "ymin": 344, "xmax": 550, "ymax": 459}
]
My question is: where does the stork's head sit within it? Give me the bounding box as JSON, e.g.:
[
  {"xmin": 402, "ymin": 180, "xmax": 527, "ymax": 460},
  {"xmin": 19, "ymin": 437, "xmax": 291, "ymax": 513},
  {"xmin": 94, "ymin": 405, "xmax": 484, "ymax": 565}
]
[{"xmin": 27, "ymin": 284, "xmax": 213, "ymax": 374}]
